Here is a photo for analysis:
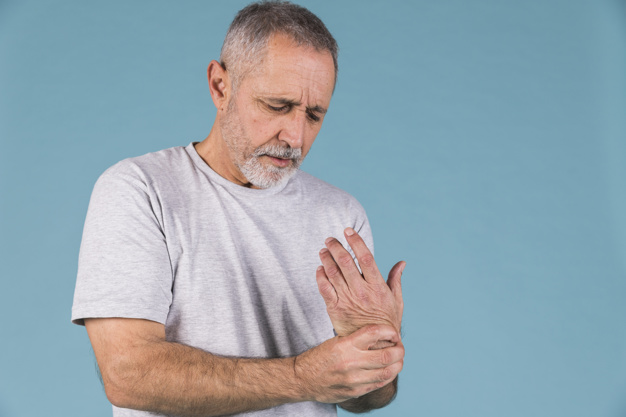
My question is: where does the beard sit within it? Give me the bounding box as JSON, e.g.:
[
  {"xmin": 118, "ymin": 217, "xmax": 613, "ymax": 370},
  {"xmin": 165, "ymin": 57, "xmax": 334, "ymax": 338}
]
[
  {"xmin": 239, "ymin": 143, "xmax": 302, "ymax": 189},
  {"xmin": 220, "ymin": 100, "xmax": 303, "ymax": 189}
]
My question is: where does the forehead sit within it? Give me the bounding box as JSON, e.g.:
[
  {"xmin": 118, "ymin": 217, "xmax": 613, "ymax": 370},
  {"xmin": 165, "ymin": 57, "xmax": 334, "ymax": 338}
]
[{"xmin": 240, "ymin": 34, "xmax": 336, "ymax": 106}]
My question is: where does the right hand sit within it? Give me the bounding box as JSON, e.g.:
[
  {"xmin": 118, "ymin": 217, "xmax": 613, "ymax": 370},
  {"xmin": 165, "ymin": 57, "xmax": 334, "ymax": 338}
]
[{"xmin": 294, "ymin": 324, "xmax": 404, "ymax": 403}]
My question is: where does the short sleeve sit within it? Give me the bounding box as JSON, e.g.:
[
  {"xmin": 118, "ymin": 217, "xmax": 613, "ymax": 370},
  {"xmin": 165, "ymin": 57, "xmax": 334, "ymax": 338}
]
[{"xmin": 71, "ymin": 162, "xmax": 173, "ymax": 326}]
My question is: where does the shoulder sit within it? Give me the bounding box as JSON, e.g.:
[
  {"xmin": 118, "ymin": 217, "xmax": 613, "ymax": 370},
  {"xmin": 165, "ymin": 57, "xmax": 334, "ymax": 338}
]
[
  {"xmin": 84, "ymin": 147, "xmax": 195, "ymax": 236},
  {"xmin": 96, "ymin": 146, "xmax": 192, "ymax": 190},
  {"xmin": 103, "ymin": 146, "xmax": 190, "ymax": 178}
]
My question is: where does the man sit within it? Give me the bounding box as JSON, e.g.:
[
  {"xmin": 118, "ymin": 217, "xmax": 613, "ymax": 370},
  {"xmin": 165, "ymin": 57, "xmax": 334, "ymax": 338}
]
[{"xmin": 72, "ymin": 2, "xmax": 405, "ymax": 416}]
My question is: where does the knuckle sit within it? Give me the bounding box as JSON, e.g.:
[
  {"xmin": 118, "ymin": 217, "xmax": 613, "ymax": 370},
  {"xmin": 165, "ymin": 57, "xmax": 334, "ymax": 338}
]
[
  {"xmin": 340, "ymin": 358, "xmax": 353, "ymax": 373},
  {"xmin": 379, "ymin": 349, "xmax": 391, "ymax": 365},
  {"xmin": 338, "ymin": 253, "xmax": 353, "ymax": 267},
  {"xmin": 389, "ymin": 360, "xmax": 403, "ymax": 375},
  {"xmin": 368, "ymin": 323, "xmax": 390, "ymax": 338},
  {"xmin": 379, "ymin": 367, "xmax": 392, "ymax": 382},
  {"xmin": 325, "ymin": 265, "xmax": 339, "ymax": 278},
  {"xmin": 344, "ymin": 373, "xmax": 358, "ymax": 386},
  {"xmin": 364, "ymin": 324, "xmax": 380, "ymax": 336},
  {"xmin": 354, "ymin": 288, "xmax": 369, "ymax": 301},
  {"xmin": 359, "ymin": 253, "xmax": 375, "ymax": 268},
  {"xmin": 397, "ymin": 347, "xmax": 405, "ymax": 360},
  {"xmin": 319, "ymin": 283, "xmax": 333, "ymax": 297}
]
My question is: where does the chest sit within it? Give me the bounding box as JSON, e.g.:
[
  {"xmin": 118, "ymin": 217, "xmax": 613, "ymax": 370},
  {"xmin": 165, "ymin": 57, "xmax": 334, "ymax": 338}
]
[{"xmin": 157, "ymin": 188, "xmax": 347, "ymax": 356}]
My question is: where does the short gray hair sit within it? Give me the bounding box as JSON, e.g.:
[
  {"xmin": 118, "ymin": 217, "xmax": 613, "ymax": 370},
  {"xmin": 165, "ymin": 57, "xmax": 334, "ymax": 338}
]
[{"xmin": 220, "ymin": 1, "xmax": 339, "ymax": 91}]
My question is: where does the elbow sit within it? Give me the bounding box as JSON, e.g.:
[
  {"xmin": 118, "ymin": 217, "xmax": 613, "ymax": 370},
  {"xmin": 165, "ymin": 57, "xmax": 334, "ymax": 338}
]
[
  {"xmin": 104, "ymin": 383, "xmax": 128, "ymax": 409},
  {"xmin": 85, "ymin": 317, "xmax": 166, "ymax": 411},
  {"xmin": 99, "ymin": 355, "xmax": 144, "ymax": 410},
  {"xmin": 103, "ymin": 379, "xmax": 132, "ymax": 410}
]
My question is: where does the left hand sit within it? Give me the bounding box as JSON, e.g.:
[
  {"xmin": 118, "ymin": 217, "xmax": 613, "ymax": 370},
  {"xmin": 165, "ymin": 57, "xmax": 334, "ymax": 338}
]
[{"xmin": 316, "ymin": 227, "xmax": 405, "ymax": 338}]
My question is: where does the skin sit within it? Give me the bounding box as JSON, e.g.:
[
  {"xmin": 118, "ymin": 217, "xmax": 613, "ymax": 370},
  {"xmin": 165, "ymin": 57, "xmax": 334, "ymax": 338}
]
[
  {"xmin": 316, "ymin": 227, "xmax": 406, "ymax": 412},
  {"xmin": 86, "ymin": 318, "xmax": 403, "ymax": 416},
  {"xmin": 318, "ymin": 228, "xmax": 405, "ymax": 338},
  {"xmin": 85, "ymin": 33, "xmax": 406, "ymax": 415},
  {"xmin": 195, "ymin": 34, "xmax": 334, "ymax": 188}
]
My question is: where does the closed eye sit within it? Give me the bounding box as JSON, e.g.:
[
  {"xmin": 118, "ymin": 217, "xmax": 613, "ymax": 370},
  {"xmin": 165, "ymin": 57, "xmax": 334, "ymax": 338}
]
[
  {"xmin": 268, "ymin": 104, "xmax": 291, "ymax": 113},
  {"xmin": 264, "ymin": 100, "xmax": 322, "ymax": 123},
  {"xmin": 306, "ymin": 111, "xmax": 321, "ymax": 122}
]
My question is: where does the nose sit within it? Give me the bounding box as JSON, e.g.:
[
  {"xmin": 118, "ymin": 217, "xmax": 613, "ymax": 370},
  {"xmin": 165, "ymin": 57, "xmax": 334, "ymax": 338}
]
[{"xmin": 277, "ymin": 109, "xmax": 307, "ymax": 149}]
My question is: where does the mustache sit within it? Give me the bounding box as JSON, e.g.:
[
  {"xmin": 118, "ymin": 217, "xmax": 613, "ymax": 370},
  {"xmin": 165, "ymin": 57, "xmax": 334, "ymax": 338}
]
[{"xmin": 253, "ymin": 144, "xmax": 302, "ymax": 160}]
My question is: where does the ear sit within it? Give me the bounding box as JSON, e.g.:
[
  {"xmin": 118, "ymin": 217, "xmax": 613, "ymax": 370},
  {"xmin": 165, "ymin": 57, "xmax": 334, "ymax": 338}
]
[{"xmin": 207, "ymin": 60, "xmax": 231, "ymax": 111}]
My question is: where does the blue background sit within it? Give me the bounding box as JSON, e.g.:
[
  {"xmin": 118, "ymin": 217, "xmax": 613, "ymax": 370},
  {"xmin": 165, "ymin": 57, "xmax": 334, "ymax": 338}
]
[{"xmin": 1, "ymin": 1, "xmax": 625, "ymax": 416}]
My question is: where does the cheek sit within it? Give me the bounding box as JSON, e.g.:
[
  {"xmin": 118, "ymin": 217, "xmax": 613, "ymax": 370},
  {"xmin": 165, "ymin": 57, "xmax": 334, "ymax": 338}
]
[{"xmin": 247, "ymin": 116, "xmax": 280, "ymax": 144}]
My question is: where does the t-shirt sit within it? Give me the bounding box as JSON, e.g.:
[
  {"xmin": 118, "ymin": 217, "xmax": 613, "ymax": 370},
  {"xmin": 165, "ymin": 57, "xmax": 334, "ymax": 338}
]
[{"xmin": 71, "ymin": 143, "xmax": 374, "ymax": 417}]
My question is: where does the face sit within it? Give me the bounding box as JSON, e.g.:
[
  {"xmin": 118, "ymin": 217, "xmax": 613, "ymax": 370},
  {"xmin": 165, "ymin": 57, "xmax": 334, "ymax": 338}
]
[{"xmin": 219, "ymin": 34, "xmax": 336, "ymax": 188}]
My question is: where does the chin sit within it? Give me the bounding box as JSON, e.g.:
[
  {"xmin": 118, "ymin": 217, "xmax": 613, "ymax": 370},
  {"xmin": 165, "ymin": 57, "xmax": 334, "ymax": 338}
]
[{"xmin": 247, "ymin": 167, "xmax": 298, "ymax": 189}]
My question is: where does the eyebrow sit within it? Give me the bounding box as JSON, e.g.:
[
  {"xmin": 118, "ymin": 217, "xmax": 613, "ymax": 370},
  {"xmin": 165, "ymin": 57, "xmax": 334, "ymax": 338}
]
[{"xmin": 264, "ymin": 97, "xmax": 327, "ymax": 115}]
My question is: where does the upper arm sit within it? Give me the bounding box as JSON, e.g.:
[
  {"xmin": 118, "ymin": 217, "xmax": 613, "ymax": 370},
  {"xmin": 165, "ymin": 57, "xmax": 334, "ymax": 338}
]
[{"xmin": 72, "ymin": 166, "xmax": 173, "ymax": 326}]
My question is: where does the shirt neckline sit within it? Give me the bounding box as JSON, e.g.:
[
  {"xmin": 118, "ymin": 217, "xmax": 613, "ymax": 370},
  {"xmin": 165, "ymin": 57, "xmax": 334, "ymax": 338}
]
[{"xmin": 185, "ymin": 142, "xmax": 294, "ymax": 197}]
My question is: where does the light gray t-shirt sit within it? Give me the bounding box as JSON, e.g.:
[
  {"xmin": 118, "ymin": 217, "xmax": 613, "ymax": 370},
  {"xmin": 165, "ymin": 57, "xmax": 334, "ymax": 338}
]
[{"xmin": 72, "ymin": 143, "xmax": 374, "ymax": 417}]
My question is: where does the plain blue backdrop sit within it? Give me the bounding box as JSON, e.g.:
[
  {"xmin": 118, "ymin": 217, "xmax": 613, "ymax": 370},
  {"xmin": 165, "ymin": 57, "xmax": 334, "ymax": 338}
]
[{"xmin": 1, "ymin": 1, "xmax": 625, "ymax": 416}]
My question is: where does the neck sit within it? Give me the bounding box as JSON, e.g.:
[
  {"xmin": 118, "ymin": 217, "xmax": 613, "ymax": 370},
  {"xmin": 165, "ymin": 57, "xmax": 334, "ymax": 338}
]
[{"xmin": 195, "ymin": 125, "xmax": 258, "ymax": 188}]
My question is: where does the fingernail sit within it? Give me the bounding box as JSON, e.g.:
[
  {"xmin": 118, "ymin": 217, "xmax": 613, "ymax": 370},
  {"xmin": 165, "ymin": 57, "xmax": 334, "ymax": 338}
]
[
  {"xmin": 319, "ymin": 248, "xmax": 329, "ymax": 254},
  {"xmin": 344, "ymin": 227, "xmax": 355, "ymax": 236},
  {"xmin": 325, "ymin": 237, "xmax": 333, "ymax": 244},
  {"xmin": 317, "ymin": 265, "xmax": 324, "ymax": 271}
]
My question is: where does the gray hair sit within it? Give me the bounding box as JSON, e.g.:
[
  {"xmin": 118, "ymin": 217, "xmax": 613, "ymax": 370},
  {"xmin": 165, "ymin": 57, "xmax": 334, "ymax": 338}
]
[{"xmin": 220, "ymin": 1, "xmax": 339, "ymax": 91}]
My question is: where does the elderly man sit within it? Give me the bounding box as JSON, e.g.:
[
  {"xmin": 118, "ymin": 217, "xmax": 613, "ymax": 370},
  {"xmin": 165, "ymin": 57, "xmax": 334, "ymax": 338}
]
[{"xmin": 72, "ymin": 2, "xmax": 405, "ymax": 416}]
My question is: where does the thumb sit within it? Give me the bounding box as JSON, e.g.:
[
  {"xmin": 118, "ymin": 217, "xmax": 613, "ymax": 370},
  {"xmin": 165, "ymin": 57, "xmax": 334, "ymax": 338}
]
[{"xmin": 387, "ymin": 261, "xmax": 405, "ymax": 304}]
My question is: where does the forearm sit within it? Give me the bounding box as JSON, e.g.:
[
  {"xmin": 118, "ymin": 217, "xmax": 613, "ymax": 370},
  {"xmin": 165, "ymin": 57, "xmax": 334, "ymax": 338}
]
[
  {"xmin": 339, "ymin": 376, "xmax": 398, "ymax": 413},
  {"xmin": 89, "ymin": 318, "xmax": 402, "ymax": 415},
  {"xmin": 102, "ymin": 339, "xmax": 304, "ymax": 416}
]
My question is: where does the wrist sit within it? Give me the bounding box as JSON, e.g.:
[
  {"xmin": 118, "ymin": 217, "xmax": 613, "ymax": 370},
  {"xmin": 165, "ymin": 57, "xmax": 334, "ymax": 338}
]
[
  {"xmin": 291, "ymin": 354, "xmax": 314, "ymax": 402},
  {"xmin": 333, "ymin": 320, "xmax": 400, "ymax": 339}
]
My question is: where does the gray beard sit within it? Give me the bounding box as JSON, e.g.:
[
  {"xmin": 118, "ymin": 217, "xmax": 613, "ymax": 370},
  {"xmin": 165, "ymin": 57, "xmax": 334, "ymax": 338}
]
[
  {"xmin": 220, "ymin": 98, "xmax": 303, "ymax": 189},
  {"xmin": 239, "ymin": 144, "xmax": 302, "ymax": 189}
]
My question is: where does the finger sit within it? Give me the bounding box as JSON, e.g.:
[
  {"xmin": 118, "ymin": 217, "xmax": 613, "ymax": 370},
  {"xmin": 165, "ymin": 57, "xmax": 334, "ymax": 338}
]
[
  {"xmin": 361, "ymin": 345, "xmax": 405, "ymax": 370},
  {"xmin": 319, "ymin": 247, "xmax": 349, "ymax": 293},
  {"xmin": 369, "ymin": 339, "xmax": 397, "ymax": 350},
  {"xmin": 387, "ymin": 261, "xmax": 405, "ymax": 308},
  {"xmin": 349, "ymin": 324, "xmax": 400, "ymax": 350},
  {"xmin": 349, "ymin": 361, "xmax": 403, "ymax": 388},
  {"xmin": 344, "ymin": 227, "xmax": 384, "ymax": 284},
  {"xmin": 324, "ymin": 237, "xmax": 365, "ymax": 288},
  {"xmin": 315, "ymin": 265, "xmax": 338, "ymax": 306}
]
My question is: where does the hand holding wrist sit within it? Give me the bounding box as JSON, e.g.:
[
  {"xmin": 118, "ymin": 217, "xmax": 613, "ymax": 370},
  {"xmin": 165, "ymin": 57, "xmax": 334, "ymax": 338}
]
[{"xmin": 293, "ymin": 325, "xmax": 403, "ymax": 404}]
